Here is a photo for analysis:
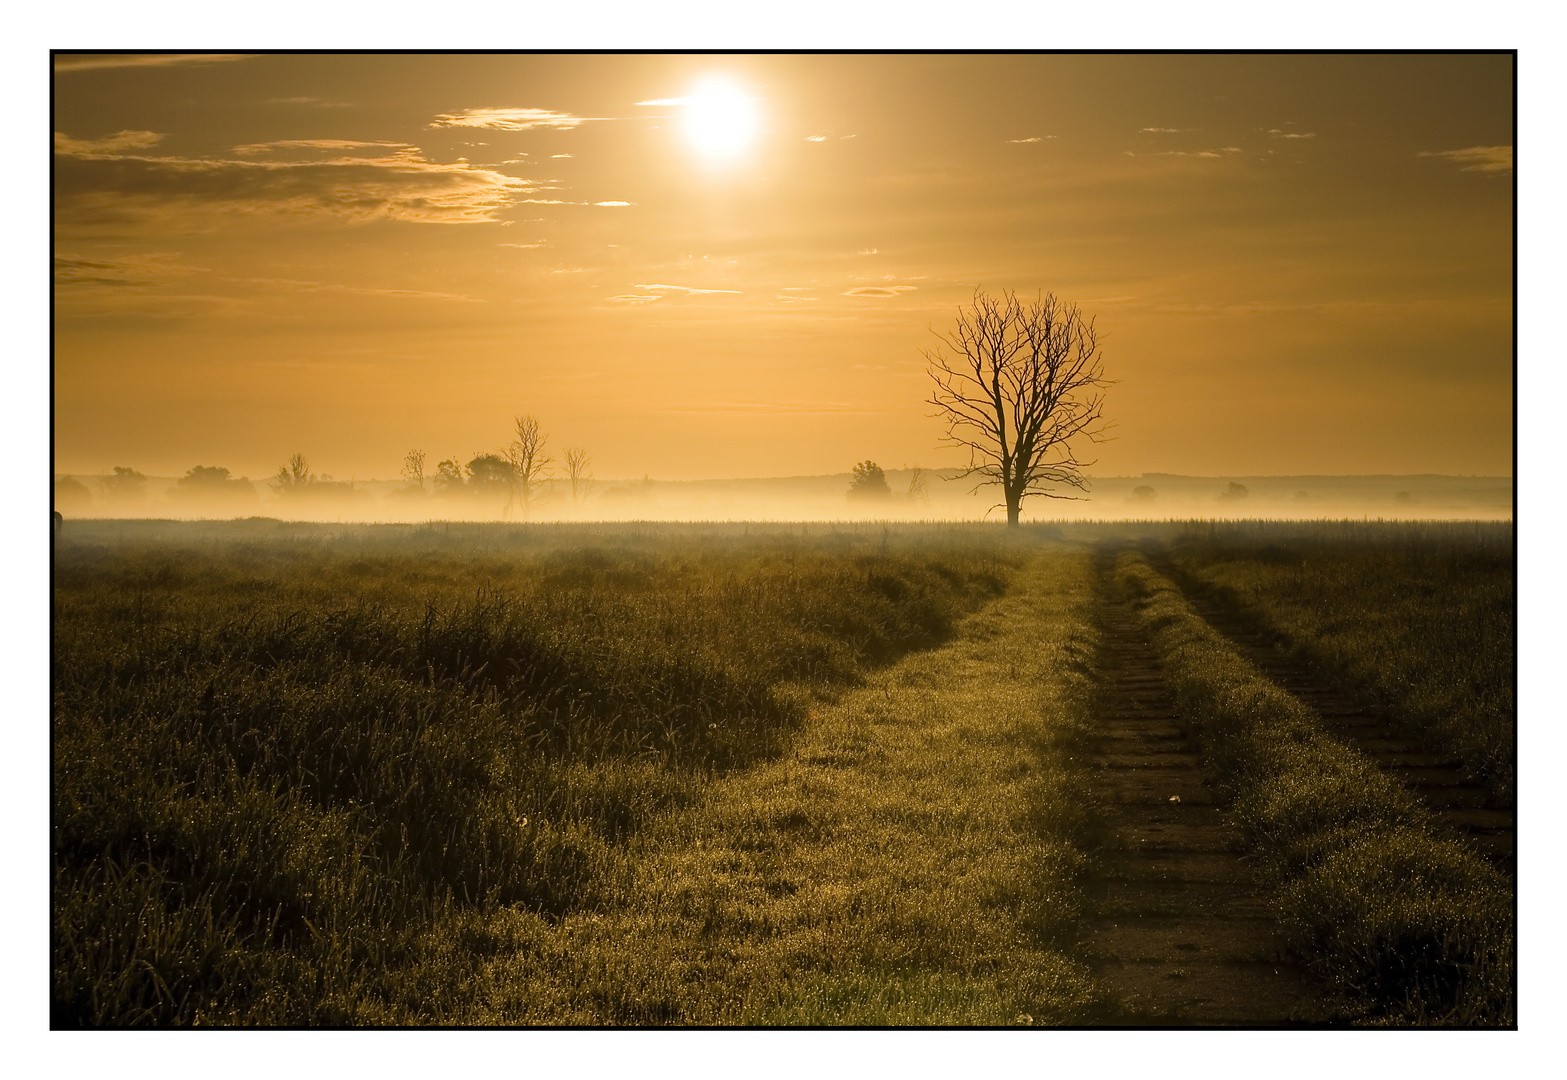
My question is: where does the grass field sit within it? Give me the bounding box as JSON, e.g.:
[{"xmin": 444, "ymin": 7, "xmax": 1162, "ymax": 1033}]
[
  {"xmin": 51, "ymin": 517, "xmax": 1515, "ymax": 1027},
  {"xmin": 1166, "ymin": 520, "xmax": 1515, "ymax": 799},
  {"xmin": 52, "ymin": 520, "xmax": 1075, "ymax": 1024},
  {"xmin": 1117, "ymin": 549, "xmax": 1513, "ymax": 1025}
]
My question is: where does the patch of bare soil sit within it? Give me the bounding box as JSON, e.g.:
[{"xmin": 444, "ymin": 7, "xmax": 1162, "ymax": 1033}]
[{"xmin": 1081, "ymin": 549, "xmax": 1337, "ymax": 1025}]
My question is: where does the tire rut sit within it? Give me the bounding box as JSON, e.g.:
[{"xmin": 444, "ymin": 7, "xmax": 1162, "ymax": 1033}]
[
  {"xmin": 1158, "ymin": 559, "xmax": 1515, "ymax": 877},
  {"xmin": 1082, "ymin": 547, "xmax": 1336, "ymax": 1026}
]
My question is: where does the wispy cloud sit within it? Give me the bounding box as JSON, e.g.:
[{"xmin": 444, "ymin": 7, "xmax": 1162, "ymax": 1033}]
[
  {"xmin": 594, "ymin": 200, "xmax": 634, "ymax": 207},
  {"xmin": 609, "ymin": 294, "xmax": 663, "ymax": 304},
  {"xmin": 230, "ymin": 139, "xmax": 417, "ymax": 156},
  {"xmin": 54, "ymin": 130, "xmax": 164, "ymax": 155},
  {"xmin": 1265, "ymin": 129, "xmax": 1317, "ymax": 139},
  {"xmin": 632, "ymin": 283, "xmax": 741, "ymax": 295},
  {"xmin": 636, "ymin": 97, "xmax": 689, "ymax": 107},
  {"xmin": 845, "ymin": 285, "xmax": 917, "ymax": 297},
  {"xmin": 1006, "ymin": 136, "xmax": 1055, "ymax": 144},
  {"xmin": 265, "ymin": 96, "xmax": 354, "ymax": 108},
  {"xmin": 1418, "ymin": 145, "xmax": 1513, "ymax": 173},
  {"xmin": 805, "ymin": 135, "xmax": 827, "ymax": 143},
  {"xmin": 429, "ymin": 108, "xmax": 594, "ymax": 131},
  {"xmin": 1141, "ymin": 127, "xmax": 1196, "ymax": 133},
  {"xmin": 55, "ymin": 252, "xmax": 482, "ymax": 306},
  {"xmin": 53, "ymin": 53, "xmax": 247, "ymax": 73},
  {"xmin": 54, "ymin": 136, "xmax": 538, "ymax": 226}
]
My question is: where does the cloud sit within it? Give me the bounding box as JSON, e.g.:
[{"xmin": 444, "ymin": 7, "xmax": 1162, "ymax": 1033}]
[
  {"xmin": 230, "ymin": 139, "xmax": 417, "ymax": 156},
  {"xmin": 54, "ymin": 138, "xmax": 538, "ymax": 226},
  {"xmin": 1141, "ymin": 127, "xmax": 1196, "ymax": 133},
  {"xmin": 54, "ymin": 252, "xmax": 201, "ymax": 287},
  {"xmin": 609, "ymin": 294, "xmax": 664, "ymax": 304},
  {"xmin": 55, "ymin": 253, "xmax": 482, "ymax": 309},
  {"xmin": 774, "ymin": 295, "xmax": 820, "ymax": 303},
  {"xmin": 54, "ymin": 130, "xmax": 164, "ymax": 155},
  {"xmin": 429, "ymin": 108, "xmax": 592, "ymax": 131},
  {"xmin": 636, "ymin": 98, "xmax": 689, "ymax": 106},
  {"xmin": 265, "ymin": 96, "xmax": 354, "ymax": 108},
  {"xmin": 632, "ymin": 283, "xmax": 741, "ymax": 295},
  {"xmin": 1418, "ymin": 146, "xmax": 1513, "ymax": 173},
  {"xmin": 844, "ymin": 285, "xmax": 917, "ymax": 297},
  {"xmin": 1265, "ymin": 129, "xmax": 1317, "ymax": 139},
  {"xmin": 551, "ymin": 153, "xmax": 573, "ymax": 158},
  {"xmin": 858, "ymin": 249, "xmax": 878, "ymax": 255},
  {"xmin": 53, "ymin": 54, "xmax": 247, "ymax": 73},
  {"xmin": 593, "ymin": 200, "xmax": 634, "ymax": 207},
  {"xmin": 805, "ymin": 135, "xmax": 828, "ymax": 143},
  {"xmin": 1006, "ymin": 136, "xmax": 1053, "ymax": 144}
]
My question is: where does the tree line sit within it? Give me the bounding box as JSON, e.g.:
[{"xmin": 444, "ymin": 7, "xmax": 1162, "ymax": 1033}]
[{"xmin": 52, "ymin": 414, "xmax": 593, "ymax": 518}]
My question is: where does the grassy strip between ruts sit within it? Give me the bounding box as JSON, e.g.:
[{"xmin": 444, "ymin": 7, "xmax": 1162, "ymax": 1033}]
[
  {"xmin": 371, "ymin": 542, "xmax": 1109, "ymax": 1024},
  {"xmin": 1115, "ymin": 551, "xmax": 1514, "ymax": 1026}
]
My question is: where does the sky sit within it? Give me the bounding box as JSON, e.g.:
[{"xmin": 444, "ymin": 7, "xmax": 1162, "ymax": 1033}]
[{"xmin": 52, "ymin": 52, "xmax": 1514, "ymax": 483}]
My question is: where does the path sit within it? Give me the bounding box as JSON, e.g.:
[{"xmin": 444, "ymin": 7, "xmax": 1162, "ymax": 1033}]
[
  {"xmin": 1164, "ymin": 562, "xmax": 1516, "ymax": 876},
  {"xmin": 1081, "ymin": 546, "xmax": 1336, "ymax": 1025}
]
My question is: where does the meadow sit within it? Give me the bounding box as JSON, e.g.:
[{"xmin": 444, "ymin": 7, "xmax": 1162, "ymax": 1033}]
[
  {"xmin": 1164, "ymin": 520, "xmax": 1515, "ymax": 800},
  {"xmin": 51, "ymin": 517, "xmax": 1515, "ymax": 1026},
  {"xmin": 52, "ymin": 519, "xmax": 1071, "ymax": 1024}
]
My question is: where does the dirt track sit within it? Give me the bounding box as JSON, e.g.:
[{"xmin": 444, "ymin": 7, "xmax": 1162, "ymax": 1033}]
[
  {"xmin": 1164, "ymin": 566, "xmax": 1516, "ymax": 876},
  {"xmin": 1081, "ymin": 549, "xmax": 1335, "ymax": 1025}
]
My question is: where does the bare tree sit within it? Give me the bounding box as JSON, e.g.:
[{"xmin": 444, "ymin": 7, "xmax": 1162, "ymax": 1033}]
[
  {"xmin": 502, "ymin": 415, "xmax": 553, "ymax": 517},
  {"xmin": 906, "ymin": 465, "xmax": 930, "ymax": 506},
  {"xmin": 925, "ymin": 288, "xmax": 1112, "ymax": 526},
  {"xmin": 402, "ymin": 449, "xmax": 426, "ymax": 493},
  {"xmin": 563, "ymin": 446, "xmax": 593, "ymax": 505},
  {"xmin": 271, "ymin": 453, "xmax": 312, "ymax": 497}
]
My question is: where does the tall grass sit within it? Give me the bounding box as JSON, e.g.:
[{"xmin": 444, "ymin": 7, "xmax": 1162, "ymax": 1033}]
[
  {"xmin": 53, "ymin": 522, "xmax": 1023, "ymax": 1025},
  {"xmin": 1117, "ymin": 551, "xmax": 1513, "ymax": 1026},
  {"xmin": 1166, "ymin": 519, "xmax": 1515, "ymax": 798}
]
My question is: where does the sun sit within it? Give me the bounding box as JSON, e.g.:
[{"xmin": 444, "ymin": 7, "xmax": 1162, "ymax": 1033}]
[{"xmin": 683, "ymin": 77, "xmax": 758, "ymax": 160}]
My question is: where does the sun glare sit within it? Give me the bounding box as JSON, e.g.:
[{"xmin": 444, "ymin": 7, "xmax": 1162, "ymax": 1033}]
[{"xmin": 683, "ymin": 77, "xmax": 758, "ymax": 160}]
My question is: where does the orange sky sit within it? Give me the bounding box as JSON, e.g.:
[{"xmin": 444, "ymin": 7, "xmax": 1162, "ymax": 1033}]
[{"xmin": 52, "ymin": 52, "xmax": 1514, "ymax": 483}]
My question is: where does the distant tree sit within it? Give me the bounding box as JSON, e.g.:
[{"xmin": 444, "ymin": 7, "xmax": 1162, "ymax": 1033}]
[
  {"xmin": 563, "ymin": 446, "xmax": 593, "ymax": 505},
  {"xmin": 101, "ymin": 466, "xmax": 147, "ymax": 505},
  {"xmin": 926, "ymin": 288, "xmax": 1112, "ymax": 526},
  {"xmin": 847, "ymin": 460, "xmax": 893, "ymax": 501},
  {"xmin": 1130, "ymin": 484, "xmax": 1157, "ymax": 503},
  {"xmin": 502, "ymin": 415, "xmax": 553, "ymax": 517},
  {"xmin": 433, "ymin": 458, "xmax": 466, "ymax": 495},
  {"xmin": 465, "ymin": 453, "xmax": 514, "ymax": 501},
  {"xmin": 272, "ymin": 453, "xmax": 312, "ymax": 497},
  {"xmin": 1217, "ymin": 481, "xmax": 1249, "ymax": 503},
  {"xmin": 53, "ymin": 476, "xmax": 92, "ymax": 512},
  {"xmin": 402, "ymin": 449, "xmax": 427, "ymax": 493},
  {"xmin": 905, "ymin": 465, "xmax": 930, "ymax": 506},
  {"xmin": 172, "ymin": 466, "xmax": 258, "ymax": 513}
]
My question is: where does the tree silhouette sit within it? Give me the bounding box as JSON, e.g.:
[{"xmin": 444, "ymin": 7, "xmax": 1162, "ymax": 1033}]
[
  {"xmin": 101, "ymin": 466, "xmax": 147, "ymax": 505},
  {"xmin": 926, "ymin": 288, "xmax": 1112, "ymax": 526},
  {"xmin": 563, "ymin": 446, "xmax": 592, "ymax": 505},
  {"xmin": 465, "ymin": 454, "xmax": 514, "ymax": 501},
  {"xmin": 271, "ymin": 453, "xmax": 312, "ymax": 497},
  {"xmin": 847, "ymin": 460, "xmax": 892, "ymax": 501},
  {"xmin": 502, "ymin": 415, "xmax": 552, "ymax": 517},
  {"xmin": 402, "ymin": 450, "xmax": 427, "ymax": 493}
]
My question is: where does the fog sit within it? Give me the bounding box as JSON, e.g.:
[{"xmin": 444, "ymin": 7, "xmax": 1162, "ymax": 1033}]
[{"xmin": 52, "ymin": 468, "xmax": 1514, "ymax": 524}]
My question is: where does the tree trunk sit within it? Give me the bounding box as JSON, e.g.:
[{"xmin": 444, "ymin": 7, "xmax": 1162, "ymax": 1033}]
[{"xmin": 1005, "ymin": 489, "xmax": 1022, "ymax": 527}]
